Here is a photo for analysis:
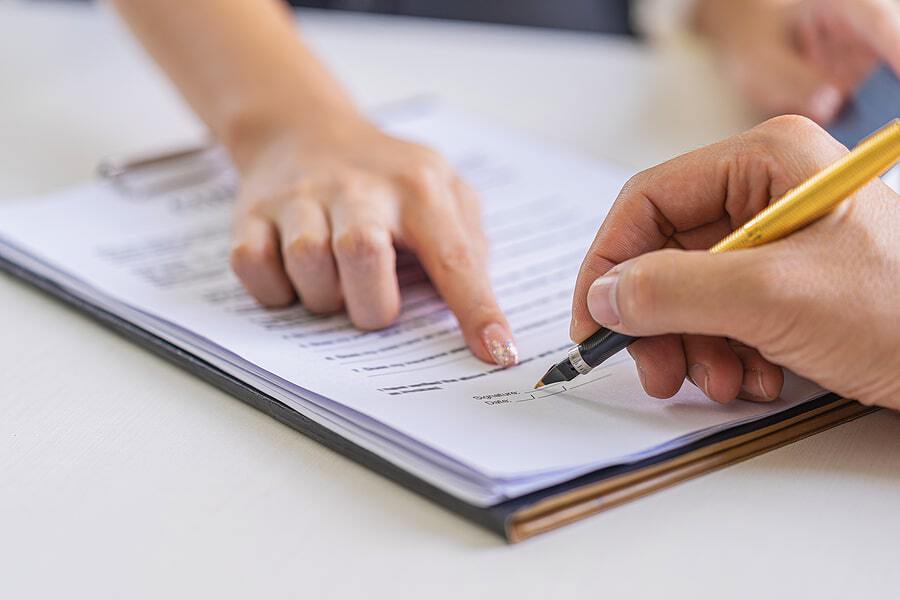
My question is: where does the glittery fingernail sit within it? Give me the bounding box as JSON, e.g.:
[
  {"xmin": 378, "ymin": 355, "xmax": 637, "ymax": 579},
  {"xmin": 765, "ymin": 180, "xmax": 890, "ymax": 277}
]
[{"xmin": 481, "ymin": 323, "xmax": 519, "ymax": 368}]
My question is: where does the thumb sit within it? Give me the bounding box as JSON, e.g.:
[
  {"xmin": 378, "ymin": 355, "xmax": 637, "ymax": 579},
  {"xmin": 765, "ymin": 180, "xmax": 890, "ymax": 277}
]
[{"xmin": 585, "ymin": 248, "xmax": 775, "ymax": 344}]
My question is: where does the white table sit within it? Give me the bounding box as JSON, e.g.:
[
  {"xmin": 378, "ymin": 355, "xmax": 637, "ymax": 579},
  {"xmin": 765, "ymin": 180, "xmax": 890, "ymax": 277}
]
[{"xmin": 2, "ymin": 3, "xmax": 899, "ymax": 597}]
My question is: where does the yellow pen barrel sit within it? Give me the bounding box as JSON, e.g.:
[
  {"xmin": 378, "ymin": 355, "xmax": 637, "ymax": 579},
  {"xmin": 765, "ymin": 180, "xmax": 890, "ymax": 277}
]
[{"xmin": 711, "ymin": 119, "xmax": 900, "ymax": 254}]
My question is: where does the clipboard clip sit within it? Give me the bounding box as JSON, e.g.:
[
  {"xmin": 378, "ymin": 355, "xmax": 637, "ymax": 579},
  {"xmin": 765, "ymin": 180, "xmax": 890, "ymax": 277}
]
[{"xmin": 96, "ymin": 140, "xmax": 234, "ymax": 199}]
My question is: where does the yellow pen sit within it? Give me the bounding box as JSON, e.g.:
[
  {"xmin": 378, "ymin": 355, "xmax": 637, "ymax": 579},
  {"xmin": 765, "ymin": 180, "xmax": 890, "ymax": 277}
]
[{"xmin": 536, "ymin": 119, "xmax": 900, "ymax": 389}]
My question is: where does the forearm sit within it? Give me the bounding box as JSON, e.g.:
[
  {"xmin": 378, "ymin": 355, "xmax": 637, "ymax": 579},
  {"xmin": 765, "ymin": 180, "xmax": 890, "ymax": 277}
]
[{"xmin": 109, "ymin": 0, "xmax": 366, "ymax": 167}]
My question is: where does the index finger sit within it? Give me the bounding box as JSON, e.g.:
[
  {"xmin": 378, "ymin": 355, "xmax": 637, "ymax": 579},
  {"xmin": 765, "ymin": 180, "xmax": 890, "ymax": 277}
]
[{"xmin": 404, "ymin": 195, "xmax": 517, "ymax": 367}]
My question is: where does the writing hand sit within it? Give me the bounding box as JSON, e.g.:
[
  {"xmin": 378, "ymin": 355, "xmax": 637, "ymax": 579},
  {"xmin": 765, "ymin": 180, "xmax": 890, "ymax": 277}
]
[{"xmin": 570, "ymin": 116, "xmax": 900, "ymax": 408}]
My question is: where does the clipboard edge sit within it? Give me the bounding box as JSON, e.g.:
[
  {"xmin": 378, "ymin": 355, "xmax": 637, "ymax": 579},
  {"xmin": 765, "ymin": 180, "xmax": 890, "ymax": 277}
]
[{"xmin": 507, "ymin": 400, "xmax": 874, "ymax": 542}]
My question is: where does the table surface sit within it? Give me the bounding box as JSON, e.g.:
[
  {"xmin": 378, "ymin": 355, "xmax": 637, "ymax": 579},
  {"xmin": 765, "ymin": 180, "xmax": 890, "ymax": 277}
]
[{"xmin": 3, "ymin": 2, "xmax": 900, "ymax": 598}]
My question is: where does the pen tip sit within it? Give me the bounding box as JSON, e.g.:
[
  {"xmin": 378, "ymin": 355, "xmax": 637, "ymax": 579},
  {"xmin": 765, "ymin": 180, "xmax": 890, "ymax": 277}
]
[{"xmin": 536, "ymin": 363, "xmax": 574, "ymax": 388}]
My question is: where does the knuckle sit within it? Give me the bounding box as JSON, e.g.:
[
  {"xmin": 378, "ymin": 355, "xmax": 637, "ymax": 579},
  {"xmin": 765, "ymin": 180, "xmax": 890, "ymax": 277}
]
[
  {"xmin": 285, "ymin": 234, "xmax": 331, "ymax": 265},
  {"xmin": 352, "ymin": 305, "xmax": 400, "ymax": 331},
  {"xmin": 229, "ymin": 239, "xmax": 279, "ymax": 275},
  {"xmin": 245, "ymin": 183, "xmax": 317, "ymax": 216},
  {"xmin": 397, "ymin": 155, "xmax": 451, "ymax": 202},
  {"xmin": 333, "ymin": 226, "xmax": 391, "ymax": 264},
  {"xmin": 282, "ymin": 179, "xmax": 318, "ymax": 200},
  {"xmin": 434, "ymin": 242, "xmax": 478, "ymax": 275},
  {"xmin": 228, "ymin": 246, "xmax": 251, "ymax": 279},
  {"xmin": 333, "ymin": 170, "xmax": 372, "ymax": 198},
  {"xmin": 229, "ymin": 242, "xmax": 296, "ymax": 308},
  {"xmin": 618, "ymin": 170, "xmax": 651, "ymax": 199},
  {"xmin": 760, "ymin": 114, "xmax": 822, "ymax": 138},
  {"xmin": 755, "ymin": 114, "xmax": 840, "ymax": 155},
  {"xmin": 303, "ymin": 293, "xmax": 344, "ymax": 315},
  {"xmin": 748, "ymin": 114, "xmax": 846, "ymax": 177},
  {"xmin": 236, "ymin": 192, "xmax": 270, "ymax": 219}
]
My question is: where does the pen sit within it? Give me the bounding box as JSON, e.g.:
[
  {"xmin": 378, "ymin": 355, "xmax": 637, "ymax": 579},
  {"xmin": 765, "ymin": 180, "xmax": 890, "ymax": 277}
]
[{"xmin": 535, "ymin": 118, "xmax": 900, "ymax": 389}]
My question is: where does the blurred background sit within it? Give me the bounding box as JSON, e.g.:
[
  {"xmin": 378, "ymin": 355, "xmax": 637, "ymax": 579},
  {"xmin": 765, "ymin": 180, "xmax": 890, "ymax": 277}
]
[
  {"xmin": 288, "ymin": 0, "xmax": 634, "ymax": 33},
  {"xmin": 35, "ymin": 0, "xmax": 636, "ymax": 33},
  {"xmin": 4, "ymin": 0, "xmax": 745, "ymax": 199}
]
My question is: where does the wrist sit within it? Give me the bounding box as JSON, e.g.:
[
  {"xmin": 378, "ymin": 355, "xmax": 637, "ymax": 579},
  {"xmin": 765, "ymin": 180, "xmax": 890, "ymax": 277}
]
[{"xmin": 218, "ymin": 95, "xmax": 376, "ymax": 173}]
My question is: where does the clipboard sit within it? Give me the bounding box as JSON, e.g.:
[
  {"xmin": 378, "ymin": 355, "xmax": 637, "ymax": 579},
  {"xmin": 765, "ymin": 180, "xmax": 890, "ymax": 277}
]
[
  {"xmin": 1, "ymin": 97, "xmax": 890, "ymax": 542},
  {"xmin": 0, "ymin": 246, "xmax": 873, "ymax": 541}
]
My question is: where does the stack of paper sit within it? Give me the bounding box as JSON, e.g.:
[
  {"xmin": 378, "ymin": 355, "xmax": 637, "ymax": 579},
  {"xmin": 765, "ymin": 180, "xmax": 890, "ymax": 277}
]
[{"xmin": 0, "ymin": 104, "xmax": 829, "ymax": 507}]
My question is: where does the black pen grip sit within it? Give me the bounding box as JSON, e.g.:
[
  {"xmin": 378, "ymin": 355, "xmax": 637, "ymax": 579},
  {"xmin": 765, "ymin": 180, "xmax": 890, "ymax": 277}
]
[{"xmin": 579, "ymin": 328, "xmax": 637, "ymax": 368}]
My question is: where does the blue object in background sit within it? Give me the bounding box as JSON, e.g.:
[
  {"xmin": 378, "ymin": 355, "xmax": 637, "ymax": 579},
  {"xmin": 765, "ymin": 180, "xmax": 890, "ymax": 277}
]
[
  {"xmin": 828, "ymin": 65, "xmax": 900, "ymax": 148},
  {"xmin": 288, "ymin": 0, "xmax": 634, "ymax": 34}
]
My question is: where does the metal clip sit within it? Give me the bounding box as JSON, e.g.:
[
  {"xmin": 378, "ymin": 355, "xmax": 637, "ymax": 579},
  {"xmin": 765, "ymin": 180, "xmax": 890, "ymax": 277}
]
[{"xmin": 96, "ymin": 140, "xmax": 231, "ymax": 199}]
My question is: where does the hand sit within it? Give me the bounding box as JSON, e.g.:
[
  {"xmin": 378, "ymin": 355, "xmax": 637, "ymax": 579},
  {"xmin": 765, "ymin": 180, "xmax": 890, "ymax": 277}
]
[
  {"xmin": 695, "ymin": 0, "xmax": 900, "ymax": 124},
  {"xmin": 570, "ymin": 115, "xmax": 900, "ymax": 409},
  {"xmin": 111, "ymin": 0, "xmax": 518, "ymax": 366},
  {"xmin": 228, "ymin": 115, "xmax": 518, "ymax": 367}
]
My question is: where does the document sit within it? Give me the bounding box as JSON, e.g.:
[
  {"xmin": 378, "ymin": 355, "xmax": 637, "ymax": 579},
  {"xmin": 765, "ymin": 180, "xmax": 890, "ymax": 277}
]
[{"xmin": 0, "ymin": 103, "xmax": 827, "ymax": 505}]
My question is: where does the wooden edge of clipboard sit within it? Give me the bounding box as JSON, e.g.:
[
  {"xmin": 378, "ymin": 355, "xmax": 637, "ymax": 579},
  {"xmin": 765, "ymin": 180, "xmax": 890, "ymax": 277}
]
[{"xmin": 506, "ymin": 399, "xmax": 876, "ymax": 542}]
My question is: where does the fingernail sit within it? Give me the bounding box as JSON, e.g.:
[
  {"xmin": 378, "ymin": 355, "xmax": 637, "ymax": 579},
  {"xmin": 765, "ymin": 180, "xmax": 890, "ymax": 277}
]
[
  {"xmin": 810, "ymin": 86, "xmax": 842, "ymax": 122},
  {"xmin": 568, "ymin": 315, "xmax": 582, "ymax": 342},
  {"xmin": 587, "ymin": 273, "xmax": 620, "ymax": 326},
  {"xmin": 757, "ymin": 369, "xmax": 774, "ymax": 400},
  {"xmin": 741, "ymin": 369, "xmax": 775, "ymax": 401},
  {"xmin": 635, "ymin": 359, "xmax": 648, "ymax": 391},
  {"xmin": 481, "ymin": 323, "xmax": 519, "ymax": 368},
  {"xmin": 688, "ymin": 363, "xmax": 711, "ymax": 399}
]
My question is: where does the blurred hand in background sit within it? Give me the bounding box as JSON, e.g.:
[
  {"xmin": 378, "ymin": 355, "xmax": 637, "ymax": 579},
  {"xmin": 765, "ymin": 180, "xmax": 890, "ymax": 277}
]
[{"xmin": 694, "ymin": 0, "xmax": 900, "ymax": 124}]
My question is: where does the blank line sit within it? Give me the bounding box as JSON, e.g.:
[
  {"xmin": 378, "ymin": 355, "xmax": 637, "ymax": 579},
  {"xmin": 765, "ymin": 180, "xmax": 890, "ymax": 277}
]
[
  {"xmin": 567, "ymin": 372, "xmax": 611, "ymax": 391},
  {"xmin": 513, "ymin": 367, "xmax": 620, "ymax": 399},
  {"xmin": 339, "ymin": 338, "xmax": 462, "ymax": 366}
]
